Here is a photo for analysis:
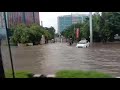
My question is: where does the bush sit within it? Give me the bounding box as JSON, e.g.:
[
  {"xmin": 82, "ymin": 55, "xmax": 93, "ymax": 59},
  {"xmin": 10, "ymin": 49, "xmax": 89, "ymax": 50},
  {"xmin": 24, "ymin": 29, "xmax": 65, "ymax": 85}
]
[
  {"xmin": 10, "ymin": 24, "xmax": 53, "ymax": 45},
  {"xmin": 10, "ymin": 29, "xmax": 22, "ymax": 44},
  {"xmin": 56, "ymin": 70, "xmax": 113, "ymax": 78},
  {"xmin": 29, "ymin": 24, "xmax": 42, "ymax": 44},
  {"xmin": 10, "ymin": 24, "xmax": 55, "ymax": 45},
  {"xmin": 20, "ymin": 27, "xmax": 31, "ymax": 44}
]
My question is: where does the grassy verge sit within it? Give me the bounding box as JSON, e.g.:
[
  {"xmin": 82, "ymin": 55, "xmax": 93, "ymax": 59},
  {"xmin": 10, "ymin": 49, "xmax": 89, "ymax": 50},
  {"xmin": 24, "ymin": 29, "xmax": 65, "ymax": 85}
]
[
  {"xmin": 5, "ymin": 70, "xmax": 33, "ymax": 78},
  {"xmin": 56, "ymin": 70, "xmax": 113, "ymax": 78}
]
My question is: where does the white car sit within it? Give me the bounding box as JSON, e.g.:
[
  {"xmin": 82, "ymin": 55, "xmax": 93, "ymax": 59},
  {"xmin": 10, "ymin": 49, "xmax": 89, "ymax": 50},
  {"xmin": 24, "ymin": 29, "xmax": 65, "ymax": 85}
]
[{"xmin": 76, "ymin": 40, "xmax": 90, "ymax": 48}]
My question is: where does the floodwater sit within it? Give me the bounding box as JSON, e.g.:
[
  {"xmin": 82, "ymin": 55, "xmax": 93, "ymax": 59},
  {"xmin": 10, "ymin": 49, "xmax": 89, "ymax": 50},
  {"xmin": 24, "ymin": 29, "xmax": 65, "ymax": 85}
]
[{"xmin": 2, "ymin": 42, "xmax": 120, "ymax": 77}]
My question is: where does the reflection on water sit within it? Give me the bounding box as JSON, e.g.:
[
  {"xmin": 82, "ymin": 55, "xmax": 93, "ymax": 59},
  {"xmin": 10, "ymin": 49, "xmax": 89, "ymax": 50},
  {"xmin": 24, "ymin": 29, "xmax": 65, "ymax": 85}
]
[
  {"xmin": 2, "ymin": 42, "xmax": 120, "ymax": 77},
  {"xmin": 1, "ymin": 39, "xmax": 13, "ymax": 78}
]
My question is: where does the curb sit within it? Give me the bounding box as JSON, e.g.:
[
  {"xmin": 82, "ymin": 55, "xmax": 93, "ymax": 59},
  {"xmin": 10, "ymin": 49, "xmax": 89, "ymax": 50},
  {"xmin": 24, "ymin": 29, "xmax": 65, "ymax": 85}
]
[
  {"xmin": 116, "ymin": 77, "xmax": 120, "ymax": 78},
  {"xmin": 33, "ymin": 74, "xmax": 55, "ymax": 78}
]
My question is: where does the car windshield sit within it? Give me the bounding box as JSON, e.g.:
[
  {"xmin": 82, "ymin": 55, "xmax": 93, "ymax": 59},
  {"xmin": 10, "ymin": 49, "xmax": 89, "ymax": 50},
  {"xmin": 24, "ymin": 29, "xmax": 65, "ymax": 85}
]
[
  {"xmin": 79, "ymin": 41, "xmax": 87, "ymax": 44},
  {"xmin": 1, "ymin": 12, "xmax": 120, "ymax": 78}
]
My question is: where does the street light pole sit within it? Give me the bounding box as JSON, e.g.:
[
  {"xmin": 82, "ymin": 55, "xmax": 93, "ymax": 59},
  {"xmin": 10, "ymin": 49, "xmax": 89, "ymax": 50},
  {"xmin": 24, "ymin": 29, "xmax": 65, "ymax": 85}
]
[
  {"xmin": 23, "ymin": 12, "xmax": 26, "ymax": 24},
  {"xmin": 89, "ymin": 12, "xmax": 93, "ymax": 45},
  {"xmin": 41, "ymin": 21, "xmax": 43, "ymax": 26},
  {"xmin": 5, "ymin": 12, "xmax": 8, "ymax": 28},
  {"xmin": 33, "ymin": 12, "xmax": 35, "ymax": 23}
]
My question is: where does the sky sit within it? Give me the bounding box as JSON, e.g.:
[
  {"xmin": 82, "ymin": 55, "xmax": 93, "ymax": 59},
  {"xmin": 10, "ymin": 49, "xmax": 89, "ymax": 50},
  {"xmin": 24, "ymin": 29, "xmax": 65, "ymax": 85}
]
[{"xmin": 39, "ymin": 12, "xmax": 90, "ymax": 33}]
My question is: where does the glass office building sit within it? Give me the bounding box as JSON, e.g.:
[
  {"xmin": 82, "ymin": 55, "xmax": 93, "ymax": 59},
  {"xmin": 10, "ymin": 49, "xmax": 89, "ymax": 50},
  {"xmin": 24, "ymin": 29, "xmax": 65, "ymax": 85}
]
[{"xmin": 57, "ymin": 14, "xmax": 89, "ymax": 33}]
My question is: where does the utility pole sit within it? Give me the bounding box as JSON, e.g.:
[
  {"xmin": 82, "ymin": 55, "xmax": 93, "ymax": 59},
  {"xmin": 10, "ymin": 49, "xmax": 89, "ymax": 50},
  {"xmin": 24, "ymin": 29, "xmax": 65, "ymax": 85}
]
[
  {"xmin": 41, "ymin": 21, "xmax": 43, "ymax": 26},
  {"xmin": 71, "ymin": 13, "xmax": 75, "ymax": 42},
  {"xmin": 23, "ymin": 12, "xmax": 26, "ymax": 24},
  {"xmin": 89, "ymin": 12, "xmax": 93, "ymax": 45},
  {"xmin": 5, "ymin": 12, "xmax": 8, "ymax": 28},
  {"xmin": 3, "ymin": 12, "xmax": 15, "ymax": 78},
  {"xmin": 33, "ymin": 12, "xmax": 35, "ymax": 23}
]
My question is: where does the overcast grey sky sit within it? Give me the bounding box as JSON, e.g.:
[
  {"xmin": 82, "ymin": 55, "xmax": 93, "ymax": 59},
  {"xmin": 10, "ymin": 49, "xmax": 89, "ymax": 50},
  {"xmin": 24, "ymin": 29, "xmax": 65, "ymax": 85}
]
[{"xmin": 39, "ymin": 12, "xmax": 90, "ymax": 33}]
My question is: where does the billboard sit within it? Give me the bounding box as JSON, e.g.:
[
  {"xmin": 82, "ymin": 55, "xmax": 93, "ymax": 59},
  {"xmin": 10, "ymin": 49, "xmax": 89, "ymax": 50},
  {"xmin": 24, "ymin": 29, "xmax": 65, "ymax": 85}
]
[{"xmin": 76, "ymin": 28, "xmax": 80, "ymax": 39}]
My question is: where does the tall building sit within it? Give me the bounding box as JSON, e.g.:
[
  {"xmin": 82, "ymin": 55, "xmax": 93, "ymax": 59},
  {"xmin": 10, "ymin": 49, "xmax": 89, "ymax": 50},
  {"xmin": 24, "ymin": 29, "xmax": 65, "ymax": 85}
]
[
  {"xmin": 7, "ymin": 12, "xmax": 40, "ymax": 28},
  {"xmin": 57, "ymin": 14, "xmax": 89, "ymax": 33}
]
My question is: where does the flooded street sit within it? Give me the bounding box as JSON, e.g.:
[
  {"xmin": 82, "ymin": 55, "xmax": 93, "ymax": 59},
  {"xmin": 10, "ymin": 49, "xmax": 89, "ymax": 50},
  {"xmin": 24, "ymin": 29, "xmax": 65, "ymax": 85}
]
[{"xmin": 2, "ymin": 42, "xmax": 120, "ymax": 77}]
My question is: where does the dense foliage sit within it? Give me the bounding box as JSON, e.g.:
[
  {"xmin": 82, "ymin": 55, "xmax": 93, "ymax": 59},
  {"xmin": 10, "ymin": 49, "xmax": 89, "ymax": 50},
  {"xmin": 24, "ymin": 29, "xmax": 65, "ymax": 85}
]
[
  {"xmin": 61, "ymin": 12, "xmax": 120, "ymax": 43},
  {"xmin": 10, "ymin": 24, "xmax": 55, "ymax": 45},
  {"xmin": 44, "ymin": 26, "xmax": 55, "ymax": 39}
]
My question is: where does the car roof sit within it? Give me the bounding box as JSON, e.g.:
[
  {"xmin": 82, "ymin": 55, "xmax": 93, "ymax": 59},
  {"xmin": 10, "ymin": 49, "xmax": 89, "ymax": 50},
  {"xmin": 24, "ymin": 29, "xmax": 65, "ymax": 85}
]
[{"xmin": 81, "ymin": 40, "xmax": 86, "ymax": 41}]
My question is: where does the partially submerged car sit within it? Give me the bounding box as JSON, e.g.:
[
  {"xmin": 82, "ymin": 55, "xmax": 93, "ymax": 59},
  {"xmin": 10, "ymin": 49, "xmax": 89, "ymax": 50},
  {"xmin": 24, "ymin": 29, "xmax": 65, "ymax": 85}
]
[{"xmin": 76, "ymin": 40, "xmax": 90, "ymax": 48}]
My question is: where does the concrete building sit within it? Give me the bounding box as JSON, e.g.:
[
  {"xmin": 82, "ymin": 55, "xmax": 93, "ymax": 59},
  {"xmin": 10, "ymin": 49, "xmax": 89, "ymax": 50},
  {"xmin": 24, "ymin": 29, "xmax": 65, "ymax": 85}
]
[
  {"xmin": 57, "ymin": 14, "xmax": 89, "ymax": 33},
  {"xmin": 6, "ymin": 12, "xmax": 40, "ymax": 28}
]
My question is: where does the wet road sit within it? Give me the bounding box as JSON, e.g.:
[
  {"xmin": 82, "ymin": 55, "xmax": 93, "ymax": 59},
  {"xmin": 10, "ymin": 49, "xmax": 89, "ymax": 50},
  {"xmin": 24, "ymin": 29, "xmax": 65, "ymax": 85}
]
[{"xmin": 2, "ymin": 42, "xmax": 120, "ymax": 77}]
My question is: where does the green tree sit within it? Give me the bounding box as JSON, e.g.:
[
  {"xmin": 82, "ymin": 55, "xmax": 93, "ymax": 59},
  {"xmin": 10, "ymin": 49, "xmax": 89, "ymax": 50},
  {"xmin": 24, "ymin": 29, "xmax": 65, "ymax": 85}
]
[
  {"xmin": 92, "ymin": 12, "xmax": 101, "ymax": 42},
  {"xmin": 10, "ymin": 24, "xmax": 27, "ymax": 44},
  {"xmin": 29, "ymin": 24, "xmax": 42, "ymax": 44},
  {"xmin": 106, "ymin": 12, "xmax": 120, "ymax": 41},
  {"xmin": 61, "ymin": 23, "xmax": 84, "ymax": 41},
  {"xmin": 10, "ymin": 24, "xmax": 42, "ymax": 45},
  {"xmin": 44, "ymin": 26, "xmax": 55, "ymax": 39},
  {"xmin": 20, "ymin": 27, "xmax": 31, "ymax": 44},
  {"xmin": 62, "ymin": 12, "xmax": 120, "ymax": 43},
  {"xmin": 100, "ymin": 12, "xmax": 113, "ymax": 42},
  {"xmin": 80, "ymin": 17, "xmax": 89, "ymax": 40}
]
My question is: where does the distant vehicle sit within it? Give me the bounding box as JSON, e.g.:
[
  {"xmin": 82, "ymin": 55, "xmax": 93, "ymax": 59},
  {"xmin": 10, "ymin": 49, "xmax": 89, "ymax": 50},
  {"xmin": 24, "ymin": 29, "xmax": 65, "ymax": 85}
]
[
  {"xmin": 76, "ymin": 40, "xmax": 90, "ymax": 48},
  {"xmin": 114, "ymin": 34, "xmax": 120, "ymax": 40},
  {"xmin": 51, "ymin": 39, "xmax": 55, "ymax": 43}
]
